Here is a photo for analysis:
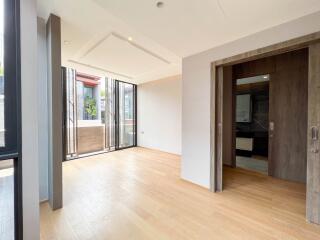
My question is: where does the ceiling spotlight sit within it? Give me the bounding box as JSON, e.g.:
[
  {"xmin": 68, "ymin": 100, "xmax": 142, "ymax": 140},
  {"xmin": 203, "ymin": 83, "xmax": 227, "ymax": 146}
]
[
  {"xmin": 128, "ymin": 37, "xmax": 133, "ymax": 42},
  {"xmin": 156, "ymin": 1, "xmax": 164, "ymax": 8},
  {"xmin": 263, "ymin": 75, "xmax": 268, "ymax": 79}
]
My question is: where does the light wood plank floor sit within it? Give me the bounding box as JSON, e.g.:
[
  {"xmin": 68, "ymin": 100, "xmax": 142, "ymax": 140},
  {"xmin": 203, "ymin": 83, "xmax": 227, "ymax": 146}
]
[{"xmin": 40, "ymin": 147, "xmax": 320, "ymax": 240}]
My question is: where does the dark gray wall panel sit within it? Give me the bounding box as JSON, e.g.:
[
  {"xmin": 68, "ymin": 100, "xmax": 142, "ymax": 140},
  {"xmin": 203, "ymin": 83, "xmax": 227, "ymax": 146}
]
[{"xmin": 47, "ymin": 14, "xmax": 63, "ymax": 210}]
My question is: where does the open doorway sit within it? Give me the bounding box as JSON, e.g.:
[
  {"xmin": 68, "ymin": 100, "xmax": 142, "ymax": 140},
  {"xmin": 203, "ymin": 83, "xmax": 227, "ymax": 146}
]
[
  {"xmin": 235, "ymin": 75, "xmax": 269, "ymax": 174},
  {"xmin": 214, "ymin": 47, "xmax": 311, "ymax": 220},
  {"xmin": 216, "ymin": 48, "xmax": 308, "ymax": 183},
  {"xmin": 213, "ymin": 47, "xmax": 311, "ymax": 224}
]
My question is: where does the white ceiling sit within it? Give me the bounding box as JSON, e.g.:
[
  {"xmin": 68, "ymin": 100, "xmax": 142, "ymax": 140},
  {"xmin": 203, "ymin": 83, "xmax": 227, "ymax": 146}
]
[{"xmin": 37, "ymin": 0, "xmax": 320, "ymax": 84}]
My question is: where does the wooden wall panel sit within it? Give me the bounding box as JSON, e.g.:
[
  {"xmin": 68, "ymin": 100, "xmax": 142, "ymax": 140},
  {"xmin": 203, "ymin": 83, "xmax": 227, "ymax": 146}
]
[
  {"xmin": 307, "ymin": 43, "xmax": 320, "ymax": 224},
  {"xmin": 222, "ymin": 66, "xmax": 234, "ymax": 167},
  {"xmin": 77, "ymin": 127, "xmax": 105, "ymax": 154},
  {"xmin": 215, "ymin": 66, "xmax": 235, "ymax": 191},
  {"xmin": 215, "ymin": 66, "xmax": 223, "ymax": 192},
  {"xmin": 233, "ymin": 49, "xmax": 308, "ymax": 183},
  {"xmin": 269, "ymin": 49, "xmax": 308, "ymax": 183}
]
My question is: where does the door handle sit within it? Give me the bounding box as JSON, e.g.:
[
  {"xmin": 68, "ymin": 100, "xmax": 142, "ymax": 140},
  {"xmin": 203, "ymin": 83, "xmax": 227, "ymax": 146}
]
[
  {"xmin": 310, "ymin": 126, "xmax": 319, "ymax": 153},
  {"xmin": 269, "ymin": 121, "xmax": 274, "ymax": 131},
  {"xmin": 311, "ymin": 126, "xmax": 319, "ymax": 141},
  {"xmin": 269, "ymin": 122, "xmax": 274, "ymax": 138}
]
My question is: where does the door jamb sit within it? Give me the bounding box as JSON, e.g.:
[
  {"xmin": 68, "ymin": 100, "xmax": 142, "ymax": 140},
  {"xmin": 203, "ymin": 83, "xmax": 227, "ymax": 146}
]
[{"xmin": 210, "ymin": 31, "xmax": 320, "ymax": 193}]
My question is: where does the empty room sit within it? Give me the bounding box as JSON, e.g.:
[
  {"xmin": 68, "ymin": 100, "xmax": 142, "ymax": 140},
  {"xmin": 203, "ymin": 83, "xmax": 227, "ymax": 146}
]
[{"xmin": 2, "ymin": 0, "xmax": 320, "ymax": 240}]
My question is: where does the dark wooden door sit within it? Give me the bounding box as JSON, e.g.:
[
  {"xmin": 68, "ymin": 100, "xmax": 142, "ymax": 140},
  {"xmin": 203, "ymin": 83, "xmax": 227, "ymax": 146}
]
[
  {"xmin": 307, "ymin": 43, "xmax": 320, "ymax": 224},
  {"xmin": 269, "ymin": 49, "xmax": 308, "ymax": 183}
]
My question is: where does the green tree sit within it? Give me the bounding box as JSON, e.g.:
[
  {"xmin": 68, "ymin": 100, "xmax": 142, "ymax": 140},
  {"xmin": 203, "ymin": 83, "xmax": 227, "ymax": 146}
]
[{"xmin": 84, "ymin": 96, "xmax": 97, "ymax": 118}]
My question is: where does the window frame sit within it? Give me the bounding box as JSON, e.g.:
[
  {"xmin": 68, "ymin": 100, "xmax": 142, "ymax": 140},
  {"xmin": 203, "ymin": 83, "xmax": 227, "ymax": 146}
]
[
  {"xmin": 0, "ymin": 0, "xmax": 21, "ymax": 157},
  {"xmin": 0, "ymin": 0, "xmax": 23, "ymax": 239},
  {"xmin": 115, "ymin": 80, "xmax": 137, "ymax": 150}
]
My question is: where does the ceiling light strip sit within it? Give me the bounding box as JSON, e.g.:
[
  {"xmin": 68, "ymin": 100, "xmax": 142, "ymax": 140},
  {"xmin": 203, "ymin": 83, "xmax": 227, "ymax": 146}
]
[{"xmin": 68, "ymin": 60, "xmax": 133, "ymax": 79}]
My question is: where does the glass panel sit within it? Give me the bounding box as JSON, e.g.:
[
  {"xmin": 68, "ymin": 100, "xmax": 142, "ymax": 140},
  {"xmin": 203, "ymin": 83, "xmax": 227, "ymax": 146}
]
[
  {"xmin": 76, "ymin": 73, "xmax": 105, "ymax": 155},
  {"xmin": 0, "ymin": 0, "xmax": 4, "ymax": 147},
  {"xmin": 0, "ymin": 159, "xmax": 14, "ymax": 240},
  {"xmin": 118, "ymin": 82, "xmax": 135, "ymax": 148},
  {"xmin": 105, "ymin": 78, "xmax": 115, "ymax": 151},
  {"xmin": 64, "ymin": 70, "xmax": 137, "ymax": 157},
  {"xmin": 235, "ymin": 75, "xmax": 269, "ymax": 175},
  {"xmin": 65, "ymin": 68, "xmax": 77, "ymax": 158}
]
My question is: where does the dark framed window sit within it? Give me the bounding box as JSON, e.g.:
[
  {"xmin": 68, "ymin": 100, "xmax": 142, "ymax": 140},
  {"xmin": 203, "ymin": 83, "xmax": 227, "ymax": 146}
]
[
  {"xmin": 63, "ymin": 70, "xmax": 137, "ymax": 159},
  {"xmin": 0, "ymin": 0, "xmax": 22, "ymax": 239},
  {"xmin": 115, "ymin": 80, "xmax": 137, "ymax": 150},
  {"xmin": 0, "ymin": 0, "xmax": 20, "ymax": 156}
]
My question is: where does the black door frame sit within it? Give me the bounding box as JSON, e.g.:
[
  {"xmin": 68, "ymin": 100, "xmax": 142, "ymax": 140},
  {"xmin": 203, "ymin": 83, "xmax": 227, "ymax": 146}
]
[
  {"xmin": 114, "ymin": 80, "xmax": 137, "ymax": 150},
  {"xmin": 0, "ymin": 0, "xmax": 23, "ymax": 239}
]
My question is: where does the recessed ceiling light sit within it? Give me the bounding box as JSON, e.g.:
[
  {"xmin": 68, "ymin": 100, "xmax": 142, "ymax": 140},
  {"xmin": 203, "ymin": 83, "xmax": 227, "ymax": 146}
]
[
  {"xmin": 156, "ymin": 1, "xmax": 164, "ymax": 8},
  {"xmin": 263, "ymin": 75, "xmax": 268, "ymax": 79},
  {"xmin": 128, "ymin": 37, "xmax": 133, "ymax": 42}
]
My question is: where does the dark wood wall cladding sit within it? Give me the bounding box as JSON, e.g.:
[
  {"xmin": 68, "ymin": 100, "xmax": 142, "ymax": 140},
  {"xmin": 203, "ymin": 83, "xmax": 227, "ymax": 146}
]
[
  {"xmin": 307, "ymin": 43, "xmax": 320, "ymax": 224},
  {"xmin": 222, "ymin": 66, "xmax": 234, "ymax": 167},
  {"xmin": 233, "ymin": 48, "xmax": 308, "ymax": 183},
  {"xmin": 271, "ymin": 49, "xmax": 308, "ymax": 183}
]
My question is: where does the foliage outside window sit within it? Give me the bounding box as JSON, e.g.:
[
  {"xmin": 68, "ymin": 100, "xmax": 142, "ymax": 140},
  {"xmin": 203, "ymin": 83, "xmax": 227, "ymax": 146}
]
[{"xmin": 84, "ymin": 96, "xmax": 97, "ymax": 119}]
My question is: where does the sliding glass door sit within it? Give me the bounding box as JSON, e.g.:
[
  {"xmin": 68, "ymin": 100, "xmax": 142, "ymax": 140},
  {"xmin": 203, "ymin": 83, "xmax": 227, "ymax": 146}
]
[
  {"xmin": 0, "ymin": 0, "xmax": 22, "ymax": 239},
  {"xmin": 116, "ymin": 81, "xmax": 137, "ymax": 149},
  {"xmin": 64, "ymin": 68, "xmax": 77, "ymax": 158},
  {"xmin": 105, "ymin": 78, "xmax": 116, "ymax": 151},
  {"xmin": 63, "ymin": 70, "xmax": 137, "ymax": 159}
]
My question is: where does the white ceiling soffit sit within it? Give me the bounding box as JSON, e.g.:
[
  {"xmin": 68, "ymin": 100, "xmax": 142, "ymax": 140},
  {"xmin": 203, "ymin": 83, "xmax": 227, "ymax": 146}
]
[
  {"xmin": 93, "ymin": 0, "xmax": 320, "ymax": 57},
  {"xmin": 37, "ymin": 0, "xmax": 320, "ymax": 83},
  {"xmin": 78, "ymin": 32, "xmax": 170, "ymax": 77},
  {"xmin": 37, "ymin": 0, "xmax": 181, "ymax": 84}
]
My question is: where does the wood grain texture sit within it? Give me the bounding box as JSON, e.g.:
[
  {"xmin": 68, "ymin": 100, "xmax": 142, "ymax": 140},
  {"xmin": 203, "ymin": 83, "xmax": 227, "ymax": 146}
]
[
  {"xmin": 232, "ymin": 49, "xmax": 308, "ymax": 183},
  {"xmin": 222, "ymin": 66, "xmax": 234, "ymax": 167},
  {"xmin": 215, "ymin": 66, "xmax": 223, "ymax": 192},
  {"xmin": 77, "ymin": 126, "xmax": 105, "ymax": 154},
  {"xmin": 40, "ymin": 148, "xmax": 320, "ymax": 240},
  {"xmin": 307, "ymin": 43, "xmax": 320, "ymax": 224},
  {"xmin": 215, "ymin": 31, "xmax": 320, "ymax": 66},
  {"xmin": 210, "ymin": 64, "xmax": 216, "ymax": 192},
  {"xmin": 270, "ymin": 49, "xmax": 308, "ymax": 183}
]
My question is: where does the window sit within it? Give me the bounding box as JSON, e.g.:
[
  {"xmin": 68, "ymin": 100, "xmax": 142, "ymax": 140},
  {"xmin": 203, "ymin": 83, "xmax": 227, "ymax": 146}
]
[
  {"xmin": 0, "ymin": 0, "xmax": 22, "ymax": 239},
  {"xmin": 116, "ymin": 81, "xmax": 137, "ymax": 149},
  {"xmin": 64, "ymin": 71, "xmax": 137, "ymax": 158}
]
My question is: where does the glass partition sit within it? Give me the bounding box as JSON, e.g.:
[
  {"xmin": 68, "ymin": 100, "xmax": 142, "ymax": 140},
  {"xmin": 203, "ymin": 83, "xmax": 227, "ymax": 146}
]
[
  {"xmin": 0, "ymin": 0, "xmax": 4, "ymax": 147},
  {"xmin": 64, "ymin": 71, "xmax": 137, "ymax": 159},
  {"xmin": 0, "ymin": 0, "xmax": 22, "ymax": 239},
  {"xmin": 105, "ymin": 78, "xmax": 116, "ymax": 151},
  {"xmin": 117, "ymin": 81, "xmax": 136, "ymax": 149}
]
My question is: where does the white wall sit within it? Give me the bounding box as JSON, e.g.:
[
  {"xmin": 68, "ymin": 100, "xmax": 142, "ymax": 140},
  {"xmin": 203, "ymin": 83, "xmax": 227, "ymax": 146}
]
[
  {"xmin": 182, "ymin": 11, "xmax": 320, "ymax": 189},
  {"xmin": 37, "ymin": 17, "xmax": 49, "ymax": 202},
  {"xmin": 138, "ymin": 75, "xmax": 181, "ymax": 155},
  {"xmin": 21, "ymin": 0, "xmax": 40, "ymax": 239}
]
